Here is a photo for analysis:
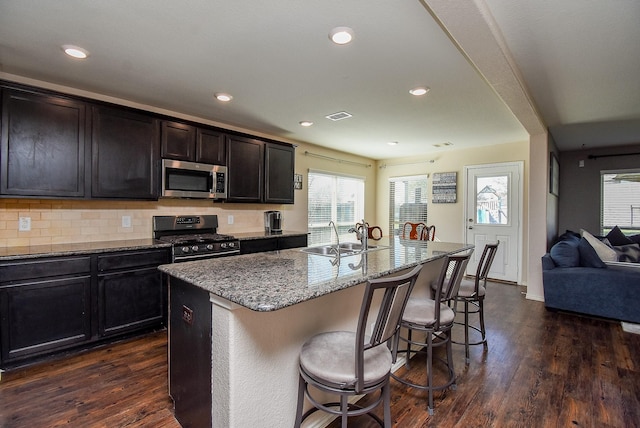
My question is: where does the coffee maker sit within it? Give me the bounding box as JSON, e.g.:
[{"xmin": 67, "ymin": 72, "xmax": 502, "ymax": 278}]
[{"xmin": 264, "ymin": 210, "xmax": 282, "ymax": 234}]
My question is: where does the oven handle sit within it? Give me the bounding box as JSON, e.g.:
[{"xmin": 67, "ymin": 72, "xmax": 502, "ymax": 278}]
[{"xmin": 174, "ymin": 250, "xmax": 240, "ymax": 262}]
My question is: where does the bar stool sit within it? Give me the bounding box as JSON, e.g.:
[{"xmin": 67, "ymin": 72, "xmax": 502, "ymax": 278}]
[
  {"xmin": 453, "ymin": 241, "xmax": 499, "ymax": 364},
  {"xmin": 391, "ymin": 254, "xmax": 470, "ymax": 415},
  {"xmin": 294, "ymin": 264, "xmax": 423, "ymax": 428}
]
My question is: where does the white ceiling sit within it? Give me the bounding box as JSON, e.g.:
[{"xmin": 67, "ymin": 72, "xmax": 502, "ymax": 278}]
[{"xmin": 0, "ymin": 0, "xmax": 638, "ymax": 159}]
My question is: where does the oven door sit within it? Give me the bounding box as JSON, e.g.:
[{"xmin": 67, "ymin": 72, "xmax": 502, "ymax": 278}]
[{"xmin": 162, "ymin": 159, "xmax": 227, "ymax": 199}]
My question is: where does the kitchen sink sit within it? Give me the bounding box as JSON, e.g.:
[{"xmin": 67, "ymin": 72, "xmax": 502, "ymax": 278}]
[{"xmin": 300, "ymin": 243, "xmax": 388, "ymax": 257}]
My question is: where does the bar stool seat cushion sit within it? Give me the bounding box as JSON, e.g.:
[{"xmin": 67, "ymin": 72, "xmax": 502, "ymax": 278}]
[
  {"xmin": 402, "ymin": 297, "xmax": 455, "ymax": 326},
  {"xmin": 457, "ymin": 278, "xmax": 486, "ymax": 298},
  {"xmin": 300, "ymin": 331, "xmax": 392, "ymax": 388}
]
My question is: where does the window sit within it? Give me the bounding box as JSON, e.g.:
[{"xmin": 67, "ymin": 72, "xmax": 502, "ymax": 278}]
[
  {"xmin": 601, "ymin": 169, "xmax": 640, "ymax": 235},
  {"xmin": 307, "ymin": 170, "xmax": 365, "ymax": 245},
  {"xmin": 389, "ymin": 175, "xmax": 428, "ymax": 237}
]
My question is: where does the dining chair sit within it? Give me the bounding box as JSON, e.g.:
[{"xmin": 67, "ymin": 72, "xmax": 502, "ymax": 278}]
[
  {"xmin": 391, "ymin": 253, "xmax": 471, "ymax": 415},
  {"xmin": 294, "ymin": 264, "xmax": 423, "ymax": 428},
  {"xmin": 453, "ymin": 241, "xmax": 499, "ymax": 364},
  {"xmin": 402, "ymin": 222, "xmax": 435, "ymax": 241}
]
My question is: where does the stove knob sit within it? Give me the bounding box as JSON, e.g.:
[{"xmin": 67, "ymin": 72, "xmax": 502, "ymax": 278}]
[
  {"xmin": 191, "ymin": 245, "xmax": 199, "ymax": 252},
  {"xmin": 181, "ymin": 246, "xmax": 190, "ymax": 253},
  {"xmin": 228, "ymin": 242, "xmax": 236, "ymax": 248},
  {"xmin": 206, "ymin": 244, "xmax": 214, "ymax": 250},
  {"xmin": 221, "ymin": 243, "xmax": 228, "ymax": 249}
]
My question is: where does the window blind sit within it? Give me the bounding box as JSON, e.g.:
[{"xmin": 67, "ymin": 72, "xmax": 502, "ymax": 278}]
[
  {"xmin": 308, "ymin": 170, "xmax": 365, "ymax": 245},
  {"xmin": 389, "ymin": 175, "xmax": 428, "ymax": 237},
  {"xmin": 601, "ymin": 169, "xmax": 640, "ymax": 234}
]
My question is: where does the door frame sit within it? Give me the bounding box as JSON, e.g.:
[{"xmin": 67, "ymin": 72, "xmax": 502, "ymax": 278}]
[{"xmin": 463, "ymin": 161, "xmax": 523, "ymax": 284}]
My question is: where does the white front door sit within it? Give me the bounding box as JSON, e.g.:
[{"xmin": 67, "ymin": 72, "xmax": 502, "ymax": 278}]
[{"xmin": 464, "ymin": 162, "xmax": 522, "ymax": 283}]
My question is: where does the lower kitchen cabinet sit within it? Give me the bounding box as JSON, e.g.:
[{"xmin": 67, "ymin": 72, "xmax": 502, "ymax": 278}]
[
  {"xmin": 0, "ymin": 256, "xmax": 92, "ymax": 365},
  {"xmin": 97, "ymin": 249, "xmax": 168, "ymax": 337},
  {"xmin": 0, "ymin": 247, "xmax": 170, "ymax": 369},
  {"xmin": 240, "ymin": 234, "xmax": 308, "ymax": 255}
]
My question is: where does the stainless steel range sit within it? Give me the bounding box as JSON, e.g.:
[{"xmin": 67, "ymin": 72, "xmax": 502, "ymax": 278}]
[{"xmin": 153, "ymin": 215, "xmax": 240, "ymax": 262}]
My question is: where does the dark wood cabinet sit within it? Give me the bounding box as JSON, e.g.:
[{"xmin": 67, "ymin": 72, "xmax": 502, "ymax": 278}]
[
  {"xmin": 265, "ymin": 142, "xmax": 294, "ymax": 204},
  {"xmin": 0, "ymin": 256, "xmax": 92, "ymax": 365},
  {"xmin": 161, "ymin": 120, "xmax": 227, "ymax": 165},
  {"xmin": 227, "ymin": 135, "xmax": 264, "ymax": 202},
  {"xmin": 240, "ymin": 234, "xmax": 307, "ymax": 254},
  {"xmin": 0, "ymin": 248, "xmax": 169, "ymax": 369},
  {"xmin": 91, "ymin": 106, "xmax": 160, "ymax": 199},
  {"xmin": 227, "ymin": 136, "xmax": 295, "ymax": 204},
  {"xmin": 1, "ymin": 88, "xmax": 87, "ymax": 197},
  {"xmin": 97, "ymin": 249, "xmax": 168, "ymax": 337}
]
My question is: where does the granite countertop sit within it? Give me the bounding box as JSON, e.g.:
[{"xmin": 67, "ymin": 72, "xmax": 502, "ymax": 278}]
[
  {"xmin": 0, "ymin": 239, "xmax": 171, "ymax": 261},
  {"xmin": 158, "ymin": 238, "xmax": 473, "ymax": 312},
  {"xmin": 0, "ymin": 231, "xmax": 307, "ymax": 261}
]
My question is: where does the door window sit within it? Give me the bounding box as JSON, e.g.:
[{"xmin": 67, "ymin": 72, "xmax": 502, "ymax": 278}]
[{"xmin": 475, "ymin": 175, "xmax": 509, "ymax": 225}]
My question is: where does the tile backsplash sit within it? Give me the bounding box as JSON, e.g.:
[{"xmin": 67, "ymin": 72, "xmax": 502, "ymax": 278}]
[{"xmin": 0, "ymin": 198, "xmax": 270, "ymax": 247}]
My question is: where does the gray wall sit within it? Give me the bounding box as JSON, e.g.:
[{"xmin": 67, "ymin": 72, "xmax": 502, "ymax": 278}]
[{"xmin": 558, "ymin": 144, "xmax": 640, "ymax": 236}]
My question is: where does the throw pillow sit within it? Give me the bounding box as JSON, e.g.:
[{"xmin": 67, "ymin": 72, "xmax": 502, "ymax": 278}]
[
  {"xmin": 549, "ymin": 240, "xmax": 580, "ymax": 267},
  {"xmin": 606, "ymin": 226, "xmax": 633, "ymax": 246},
  {"xmin": 581, "ymin": 229, "xmax": 618, "ymax": 262},
  {"xmin": 613, "ymin": 243, "xmax": 640, "ymax": 263},
  {"xmin": 577, "ymin": 238, "xmax": 607, "ymax": 268},
  {"xmin": 629, "ymin": 234, "xmax": 640, "ymax": 245}
]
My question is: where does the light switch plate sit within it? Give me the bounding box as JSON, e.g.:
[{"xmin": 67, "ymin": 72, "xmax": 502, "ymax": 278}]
[
  {"xmin": 19, "ymin": 217, "xmax": 31, "ymax": 231},
  {"xmin": 122, "ymin": 215, "xmax": 132, "ymax": 228},
  {"xmin": 228, "ymin": 215, "xmax": 234, "ymax": 225}
]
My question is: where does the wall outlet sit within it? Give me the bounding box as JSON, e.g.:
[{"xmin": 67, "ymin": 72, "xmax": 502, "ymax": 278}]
[
  {"xmin": 122, "ymin": 215, "xmax": 132, "ymax": 228},
  {"xmin": 228, "ymin": 215, "xmax": 234, "ymax": 225},
  {"xmin": 19, "ymin": 216, "xmax": 31, "ymax": 231}
]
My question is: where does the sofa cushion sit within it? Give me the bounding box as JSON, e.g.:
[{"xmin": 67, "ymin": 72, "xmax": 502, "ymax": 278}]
[
  {"xmin": 578, "ymin": 238, "xmax": 607, "ymax": 268},
  {"xmin": 613, "ymin": 243, "xmax": 640, "ymax": 263},
  {"xmin": 549, "ymin": 240, "xmax": 580, "ymax": 267},
  {"xmin": 606, "ymin": 226, "xmax": 633, "ymax": 246},
  {"xmin": 581, "ymin": 230, "xmax": 617, "ymax": 262}
]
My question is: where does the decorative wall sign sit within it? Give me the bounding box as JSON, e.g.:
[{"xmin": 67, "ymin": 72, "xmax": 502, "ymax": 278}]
[
  {"xmin": 432, "ymin": 172, "xmax": 457, "ymax": 203},
  {"xmin": 294, "ymin": 173, "xmax": 303, "ymax": 190}
]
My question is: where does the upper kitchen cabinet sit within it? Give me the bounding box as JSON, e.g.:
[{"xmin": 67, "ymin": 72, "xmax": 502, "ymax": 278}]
[
  {"xmin": 227, "ymin": 136, "xmax": 295, "ymax": 204},
  {"xmin": 1, "ymin": 88, "xmax": 87, "ymax": 197},
  {"xmin": 161, "ymin": 120, "xmax": 226, "ymax": 165},
  {"xmin": 91, "ymin": 105, "xmax": 160, "ymax": 199},
  {"xmin": 226, "ymin": 135, "xmax": 264, "ymax": 202},
  {"xmin": 264, "ymin": 142, "xmax": 294, "ymax": 204}
]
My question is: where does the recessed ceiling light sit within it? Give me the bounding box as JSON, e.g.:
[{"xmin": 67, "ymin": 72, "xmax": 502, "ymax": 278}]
[
  {"xmin": 62, "ymin": 45, "xmax": 89, "ymax": 59},
  {"xmin": 299, "ymin": 121, "xmax": 314, "ymax": 127},
  {"xmin": 387, "ymin": 141, "xmax": 399, "ymax": 146},
  {"xmin": 214, "ymin": 93, "xmax": 233, "ymax": 102},
  {"xmin": 409, "ymin": 87, "xmax": 430, "ymax": 96},
  {"xmin": 329, "ymin": 27, "xmax": 354, "ymax": 45}
]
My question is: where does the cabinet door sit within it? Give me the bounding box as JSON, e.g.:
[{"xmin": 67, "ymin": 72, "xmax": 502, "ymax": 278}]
[
  {"xmin": 98, "ymin": 266, "xmax": 165, "ymax": 337},
  {"xmin": 265, "ymin": 143, "xmax": 295, "ymax": 204},
  {"xmin": 196, "ymin": 128, "xmax": 226, "ymax": 165},
  {"xmin": 161, "ymin": 120, "xmax": 195, "ymax": 161},
  {"xmin": 227, "ymin": 135, "xmax": 264, "ymax": 202},
  {"xmin": 91, "ymin": 106, "xmax": 159, "ymax": 199},
  {"xmin": 239, "ymin": 238, "xmax": 278, "ymax": 254},
  {"xmin": 1, "ymin": 89, "xmax": 86, "ymax": 197},
  {"xmin": 0, "ymin": 276, "xmax": 92, "ymax": 364}
]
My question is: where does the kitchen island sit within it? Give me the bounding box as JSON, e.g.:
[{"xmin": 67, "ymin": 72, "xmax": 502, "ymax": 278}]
[{"xmin": 158, "ymin": 238, "xmax": 472, "ymax": 427}]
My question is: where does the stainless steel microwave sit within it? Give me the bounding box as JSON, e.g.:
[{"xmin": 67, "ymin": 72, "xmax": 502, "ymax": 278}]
[{"xmin": 161, "ymin": 159, "xmax": 227, "ymax": 199}]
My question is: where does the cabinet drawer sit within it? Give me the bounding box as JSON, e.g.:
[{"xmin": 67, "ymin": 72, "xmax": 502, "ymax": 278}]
[
  {"xmin": 97, "ymin": 249, "xmax": 169, "ymax": 272},
  {"xmin": 0, "ymin": 256, "xmax": 91, "ymax": 284}
]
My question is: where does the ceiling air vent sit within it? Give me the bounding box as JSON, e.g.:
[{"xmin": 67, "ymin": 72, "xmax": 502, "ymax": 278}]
[{"xmin": 325, "ymin": 111, "xmax": 353, "ymax": 121}]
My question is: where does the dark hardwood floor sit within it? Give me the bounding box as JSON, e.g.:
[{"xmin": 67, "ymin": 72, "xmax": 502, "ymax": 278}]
[{"xmin": 1, "ymin": 281, "xmax": 639, "ymax": 427}]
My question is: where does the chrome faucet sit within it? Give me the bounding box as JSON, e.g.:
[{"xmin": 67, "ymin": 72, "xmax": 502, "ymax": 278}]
[
  {"xmin": 348, "ymin": 219, "xmax": 369, "ymax": 251},
  {"xmin": 328, "ymin": 220, "xmax": 341, "ymax": 266}
]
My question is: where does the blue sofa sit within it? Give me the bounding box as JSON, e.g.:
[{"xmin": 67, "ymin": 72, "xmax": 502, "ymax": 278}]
[{"xmin": 542, "ymin": 228, "xmax": 640, "ymax": 323}]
